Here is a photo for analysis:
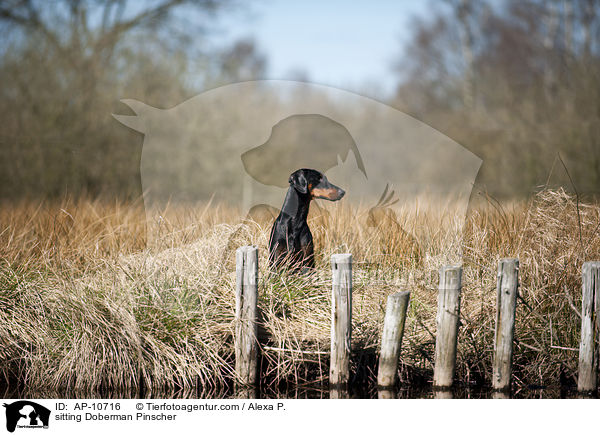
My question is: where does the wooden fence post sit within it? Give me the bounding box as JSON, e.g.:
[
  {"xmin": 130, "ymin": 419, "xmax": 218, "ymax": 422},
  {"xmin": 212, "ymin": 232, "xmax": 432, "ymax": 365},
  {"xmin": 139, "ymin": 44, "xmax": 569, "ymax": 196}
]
[
  {"xmin": 578, "ymin": 261, "xmax": 600, "ymax": 394},
  {"xmin": 433, "ymin": 265, "xmax": 462, "ymax": 389},
  {"xmin": 377, "ymin": 291, "xmax": 410, "ymax": 389},
  {"xmin": 330, "ymin": 253, "xmax": 352, "ymax": 390},
  {"xmin": 433, "ymin": 390, "xmax": 453, "ymax": 399},
  {"xmin": 377, "ymin": 390, "xmax": 395, "ymax": 399},
  {"xmin": 492, "ymin": 258, "xmax": 519, "ymax": 393},
  {"xmin": 235, "ymin": 245, "xmax": 259, "ymax": 387}
]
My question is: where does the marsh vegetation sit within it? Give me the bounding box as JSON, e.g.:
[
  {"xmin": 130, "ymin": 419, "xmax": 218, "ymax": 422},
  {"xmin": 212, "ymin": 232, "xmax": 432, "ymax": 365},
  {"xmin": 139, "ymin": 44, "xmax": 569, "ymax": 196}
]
[{"xmin": 0, "ymin": 188, "xmax": 596, "ymax": 396}]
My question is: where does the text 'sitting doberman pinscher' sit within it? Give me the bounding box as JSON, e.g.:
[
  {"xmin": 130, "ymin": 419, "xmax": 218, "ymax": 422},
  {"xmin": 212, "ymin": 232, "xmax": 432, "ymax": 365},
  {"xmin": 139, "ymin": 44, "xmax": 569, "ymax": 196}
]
[{"xmin": 269, "ymin": 169, "xmax": 345, "ymax": 271}]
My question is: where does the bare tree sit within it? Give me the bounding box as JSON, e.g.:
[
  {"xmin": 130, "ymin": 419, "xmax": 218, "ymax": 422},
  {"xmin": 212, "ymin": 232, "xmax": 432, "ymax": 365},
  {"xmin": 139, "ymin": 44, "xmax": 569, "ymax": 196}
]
[
  {"xmin": 0, "ymin": 0, "xmax": 237, "ymax": 198},
  {"xmin": 0, "ymin": 0, "xmax": 228, "ymax": 92},
  {"xmin": 216, "ymin": 38, "xmax": 267, "ymax": 83},
  {"xmin": 393, "ymin": 0, "xmax": 600, "ymax": 197},
  {"xmin": 581, "ymin": 0, "xmax": 595, "ymax": 57},
  {"xmin": 543, "ymin": 0, "xmax": 560, "ymax": 98},
  {"xmin": 454, "ymin": 0, "xmax": 476, "ymax": 110}
]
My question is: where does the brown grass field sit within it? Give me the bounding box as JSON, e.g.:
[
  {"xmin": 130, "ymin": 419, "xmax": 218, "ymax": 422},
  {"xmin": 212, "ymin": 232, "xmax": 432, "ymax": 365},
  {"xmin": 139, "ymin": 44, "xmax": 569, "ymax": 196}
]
[{"xmin": 0, "ymin": 188, "xmax": 598, "ymax": 397}]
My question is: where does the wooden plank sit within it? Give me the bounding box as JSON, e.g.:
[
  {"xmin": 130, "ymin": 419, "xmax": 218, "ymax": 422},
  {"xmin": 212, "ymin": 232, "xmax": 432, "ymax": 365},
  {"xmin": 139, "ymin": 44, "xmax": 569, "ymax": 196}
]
[
  {"xmin": 330, "ymin": 253, "xmax": 352, "ymax": 389},
  {"xmin": 433, "ymin": 265, "xmax": 462, "ymax": 389},
  {"xmin": 377, "ymin": 291, "xmax": 410, "ymax": 388},
  {"xmin": 234, "ymin": 245, "xmax": 259, "ymax": 387},
  {"xmin": 578, "ymin": 261, "xmax": 600, "ymax": 394},
  {"xmin": 492, "ymin": 258, "xmax": 519, "ymax": 392}
]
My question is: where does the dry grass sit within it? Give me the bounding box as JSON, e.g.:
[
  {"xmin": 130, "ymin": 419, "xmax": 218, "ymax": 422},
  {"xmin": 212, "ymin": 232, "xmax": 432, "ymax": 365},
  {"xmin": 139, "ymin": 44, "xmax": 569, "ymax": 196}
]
[{"xmin": 1, "ymin": 188, "xmax": 599, "ymax": 395}]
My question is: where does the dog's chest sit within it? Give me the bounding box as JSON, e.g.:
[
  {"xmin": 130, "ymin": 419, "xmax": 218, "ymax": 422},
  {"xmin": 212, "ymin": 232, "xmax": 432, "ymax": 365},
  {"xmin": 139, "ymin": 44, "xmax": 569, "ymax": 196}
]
[{"xmin": 277, "ymin": 218, "xmax": 309, "ymax": 250}]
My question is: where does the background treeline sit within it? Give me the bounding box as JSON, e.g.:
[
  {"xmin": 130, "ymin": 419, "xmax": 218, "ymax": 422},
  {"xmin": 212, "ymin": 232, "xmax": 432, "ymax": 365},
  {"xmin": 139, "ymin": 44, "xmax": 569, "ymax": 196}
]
[
  {"xmin": 0, "ymin": 0, "xmax": 266, "ymax": 199},
  {"xmin": 0, "ymin": 0, "xmax": 599, "ymax": 200},
  {"xmin": 392, "ymin": 0, "xmax": 600, "ymax": 197}
]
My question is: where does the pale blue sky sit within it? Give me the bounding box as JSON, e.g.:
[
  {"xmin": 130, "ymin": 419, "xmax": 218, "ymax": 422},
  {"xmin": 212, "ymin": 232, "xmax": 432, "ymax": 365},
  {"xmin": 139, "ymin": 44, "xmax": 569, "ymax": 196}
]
[{"xmin": 209, "ymin": 1, "xmax": 432, "ymax": 98}]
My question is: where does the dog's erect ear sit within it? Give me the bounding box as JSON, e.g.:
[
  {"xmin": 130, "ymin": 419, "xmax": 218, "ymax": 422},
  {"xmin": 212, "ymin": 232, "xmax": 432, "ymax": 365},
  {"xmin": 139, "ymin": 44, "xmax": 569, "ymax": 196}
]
[{"xmin": 289, "ymin": 171, "xmax": 308, "ymax": 194}]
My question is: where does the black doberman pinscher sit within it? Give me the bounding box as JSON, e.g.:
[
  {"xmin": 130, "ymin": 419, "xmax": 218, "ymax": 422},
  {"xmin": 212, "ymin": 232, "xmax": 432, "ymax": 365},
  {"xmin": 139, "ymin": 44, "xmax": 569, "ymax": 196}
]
[{"xmin": 269, "ymin": 169, "xmax": 345, "ymax": 270}]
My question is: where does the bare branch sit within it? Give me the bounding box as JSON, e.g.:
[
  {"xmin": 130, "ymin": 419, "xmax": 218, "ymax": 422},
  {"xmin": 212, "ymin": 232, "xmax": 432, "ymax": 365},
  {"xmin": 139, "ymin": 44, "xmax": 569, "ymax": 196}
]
[{"xmin": 0, "ymin": 1, "xmax": 65, "ymax": 54}]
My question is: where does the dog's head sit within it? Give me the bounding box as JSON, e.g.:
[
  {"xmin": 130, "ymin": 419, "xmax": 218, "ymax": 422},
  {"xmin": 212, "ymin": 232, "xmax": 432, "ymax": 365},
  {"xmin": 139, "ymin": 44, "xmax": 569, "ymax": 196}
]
[
  {"xmin": 241, "ymin": 114, "xmax": 366, "ymax": 188},
  {"xmin": 288, "ymin": 169, "xmax": 345, "ymax": 201}
]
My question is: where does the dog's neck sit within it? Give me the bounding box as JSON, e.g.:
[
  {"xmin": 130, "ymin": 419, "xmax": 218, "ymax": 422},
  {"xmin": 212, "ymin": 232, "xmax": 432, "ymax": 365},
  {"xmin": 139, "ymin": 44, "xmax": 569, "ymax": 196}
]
[{"xmin": 280, "ymin": 187, "xmax": 311, "ymax": 224}]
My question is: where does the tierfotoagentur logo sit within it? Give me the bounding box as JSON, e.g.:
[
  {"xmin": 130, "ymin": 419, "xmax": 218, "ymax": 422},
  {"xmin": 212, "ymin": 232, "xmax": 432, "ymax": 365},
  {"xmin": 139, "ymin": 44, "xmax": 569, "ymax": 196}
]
[
  {"xmin": 3, "ymin": 401, "xmax": 50, "ymax": 433},
  {"xmin": 113, "ymin": 80, "xmax": 481, "ymax": 275}
]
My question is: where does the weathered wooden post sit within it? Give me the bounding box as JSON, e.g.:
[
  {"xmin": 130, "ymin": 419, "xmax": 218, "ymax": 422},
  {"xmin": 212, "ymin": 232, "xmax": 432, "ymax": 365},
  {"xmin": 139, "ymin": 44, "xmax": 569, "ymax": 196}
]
[
  {"xmin": 578, "ymin": 261, "xmax": 600, "ymax": 394},
  {"xmin": 377, "ymin": 291, "xmax": 410, "ymax": 390},
  {"xmin": 433, "ymin": 390, "xmax": 453, "ymax": 399},
  {"xmin": 330, "ymin": 253, "xmax": 352, "ymax": 390},
  {"xmin": 492, "ymin": 258, "xmax": 519, "ymax": 393},
  {"xmin": 329, "ymin": 388, "xmax": 349, "ymax": 399},
  {"xmin": 377, "ymin": 390, "xmax": 395, "ymax": 399},
  {"xmin": 235, "ymin": 245, "xmax": 259, "ymax": 387},
  {"xmin": 491, "ymin": 391, "xmax": 510, "ymax": 399},
  {"xmin": 433, "ymin": 265, "xmax": 462, "ymax": 389}
]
